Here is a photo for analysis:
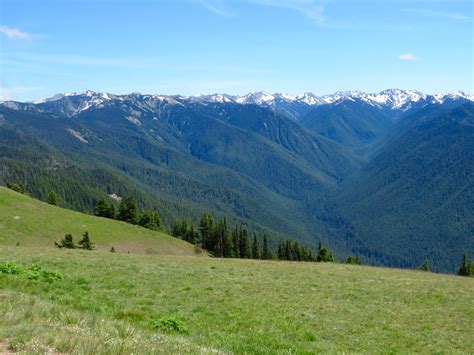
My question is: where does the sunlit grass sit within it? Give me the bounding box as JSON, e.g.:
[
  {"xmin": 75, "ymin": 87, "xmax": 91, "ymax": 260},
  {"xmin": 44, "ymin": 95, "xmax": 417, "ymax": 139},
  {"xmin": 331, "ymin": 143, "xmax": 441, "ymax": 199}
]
[{"xmin": 1, "ymin": 246, "xmax": 473, "ymax": 353}]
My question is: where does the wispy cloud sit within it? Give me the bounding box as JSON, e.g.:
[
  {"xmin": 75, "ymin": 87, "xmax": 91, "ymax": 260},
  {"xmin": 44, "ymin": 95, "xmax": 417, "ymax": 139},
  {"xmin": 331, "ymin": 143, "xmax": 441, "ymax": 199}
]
[
  {"xmin": 251, "ymin": 0, "xmax": 325, "ymax": 23},
  {"xmin": 186, "ymin": 79, "xmax": 260, "ymax": 91},
  {"xmin": 0, "ymin": 87, "xmax": 42, "ymax": 101},
  {"xmin": 403, "ymin": 8, "xmax": 471, "ymax": 23},
  {"xmin": 0, "ymin": 25, "xmax": 31, "ymax": 40},
  {"xmin": 195, "ymin": 0, "xmax": 325, "ymax": 24},
  {"xmin": 198, "ymin": 0, "xmax": 233, "ymax": 17},
  {"xmin": 5, "ymin": 53, "xmax": 132, "ymax": 67},
  {"xmin": 398, "ymin": 53, "xmax": 417, "ymax": 61}
]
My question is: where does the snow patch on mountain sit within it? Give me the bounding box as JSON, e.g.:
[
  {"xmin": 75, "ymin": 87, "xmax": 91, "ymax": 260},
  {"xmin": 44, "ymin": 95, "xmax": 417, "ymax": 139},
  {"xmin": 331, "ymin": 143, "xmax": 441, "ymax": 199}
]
[
  {"xmin": 3, "ymin": 89, "xmax": 473, "ymax": 117},
  {"xmin": 66, "ymin": 129, "xmax": 88, "ymax": 143}
]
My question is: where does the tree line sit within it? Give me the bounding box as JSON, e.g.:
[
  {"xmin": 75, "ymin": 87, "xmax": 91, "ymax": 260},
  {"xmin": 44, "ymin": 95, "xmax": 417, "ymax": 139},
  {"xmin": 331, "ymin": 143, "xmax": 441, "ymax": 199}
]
[
  {"xmin": 5, "ymin": 183, "xmax": 474, "ymax": 275},
  {"xmin": 171, "ymin": 212, "xmax": 345, "ymax": 263}
]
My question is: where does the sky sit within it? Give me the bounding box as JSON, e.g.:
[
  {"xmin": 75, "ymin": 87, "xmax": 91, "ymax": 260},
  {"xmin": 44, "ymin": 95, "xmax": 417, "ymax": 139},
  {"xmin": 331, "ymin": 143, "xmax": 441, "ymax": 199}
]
[{"xmin": 0, "ymin": 0, "xmax": 472, "ymax": 101}]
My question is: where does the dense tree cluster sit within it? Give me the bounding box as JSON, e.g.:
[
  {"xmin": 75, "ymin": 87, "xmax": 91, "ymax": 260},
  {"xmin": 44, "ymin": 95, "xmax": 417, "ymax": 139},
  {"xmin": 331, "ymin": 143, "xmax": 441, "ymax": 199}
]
[
  {"xmin": 6, "ymin": 183, "xmax": 26, "ymax": 194},
  {"xmin": 172, "ymin": 213, "xmax": 338, "ymax": 263},
  {"xmin": 94, "ymin": 195, "xmax": 162, "ymax": 232},
  {"xmin": 172, "ymin": 213, "xmax": 272, "ymax": 259},
  {"xmin": 95, "ymin": 197, "xmax": 116, "ymax": 219},
  {"xmin": 276, "ymin": 240, "xmax": 316, "ymax": 262}
]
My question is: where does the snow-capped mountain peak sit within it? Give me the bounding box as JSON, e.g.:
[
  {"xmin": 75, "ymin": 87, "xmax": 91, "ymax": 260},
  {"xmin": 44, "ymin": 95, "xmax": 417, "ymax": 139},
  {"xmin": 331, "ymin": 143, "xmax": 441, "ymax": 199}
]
[{"xmin": 5, "ymin": 89, "xmax": 473, "ymax": 118}]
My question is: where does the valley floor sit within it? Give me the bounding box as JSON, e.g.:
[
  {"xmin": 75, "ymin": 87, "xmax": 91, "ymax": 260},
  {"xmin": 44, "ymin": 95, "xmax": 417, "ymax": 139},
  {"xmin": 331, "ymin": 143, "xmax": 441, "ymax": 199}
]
[{"xmin": 1, "ymin": 247, "xmax": 473, "ymax": 353}]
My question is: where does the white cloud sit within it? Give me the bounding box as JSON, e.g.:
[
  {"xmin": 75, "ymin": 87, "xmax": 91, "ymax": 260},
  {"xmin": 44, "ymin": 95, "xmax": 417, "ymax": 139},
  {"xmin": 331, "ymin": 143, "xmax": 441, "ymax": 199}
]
[
  {"xmin": 398, "ymin": 53, "xmax": 417, "ymax": 61},
  {"xmin": 0, "ymin": 25, "xmax": 30, "ymax": 40}
]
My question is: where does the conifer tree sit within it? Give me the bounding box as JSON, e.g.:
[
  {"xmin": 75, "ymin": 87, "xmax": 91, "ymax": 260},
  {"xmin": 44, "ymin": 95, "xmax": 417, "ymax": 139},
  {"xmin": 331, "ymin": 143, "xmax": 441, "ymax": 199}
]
[
  {"xmin": 232, "ymin": 226, "xmax": 240, "ymax": 258},
  {"xmin": 239, "ymin": 227, "xmax": 251, "ymax": 259},
  {"xmin": 184, "ymin": 224, "xmax": 198, "ymax": 244},
  {"xmin": 78, "ymin": 231, "xmax": 95, "ymax": 250},
  {"xmin": 252, "ymin": 234, "xmax": 261, "ymax": 259},
  {"xmin": 262, "ymin": 234, "xmax": 270, "ymax": 260},
  {"xmin": 55, "ymin": 234, "xmax": 75, "ymax": 249},
  {"xmin": 293, "ymin": 241, "xmax": 302, "ymax": 261},
  {"xmin": 139, "ymin": 210, "xmax": 161, "ymax": 231},
  {"xmin": 118, "ymin": 196, "xmax": 140, "ymax": 224},
  {"xmin": 277, "ymin": 242, "xmax": 284, "ymax": 260},
  {"xmin": 95, "ymin": 197, "xmax": 115, "ymax": 219},
  {"xmin": 47, "ymin": 191, "xmax": 59, "ymax": 206},
  {"xmin": 285, "ymin": 241, "xmax": 292, "ymax": 261},
  {"xmin": 180, "ymin": 219, "xmax": 190, "ymax": 237},
  {"xmin": 421, "ymin": 260, "xmax": 429, "ymax": 272},
  {"xmin": 199, "ymin": 213, "xmax": 214, "ymax": 251},
  {"xmin": 171, "ymin": 219, "xmax": 181, "ymax": 238},
  {"xmin": 215, "ymin": 217, "xmax": 233, "ymax": 258},
  {"xmin": 458, "ymin": 252, "xmax": 472, "ymax": 277},
  {"xmin": 316, "ymin": 241, "xmax": 335, "ymax": 262}
]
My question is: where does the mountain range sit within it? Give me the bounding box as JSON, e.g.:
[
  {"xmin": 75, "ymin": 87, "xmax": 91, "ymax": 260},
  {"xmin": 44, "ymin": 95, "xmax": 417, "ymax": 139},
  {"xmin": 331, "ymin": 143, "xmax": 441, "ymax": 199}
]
[{"xmin": 1, "ymin": 88, "xmax": 472, "ymax": 272}]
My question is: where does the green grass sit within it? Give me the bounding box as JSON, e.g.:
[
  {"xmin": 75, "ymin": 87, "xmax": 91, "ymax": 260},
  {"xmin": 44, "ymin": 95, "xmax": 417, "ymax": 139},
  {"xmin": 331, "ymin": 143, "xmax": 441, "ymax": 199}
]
[
  {"xmin": 1, "ymin": 247, "xmax": 473, "ymax": 353},
  {"xmin": 0, "ymin": 187, "xmax": 473, "ymax": 353},
  {"xmin": 0, "ymin": 187, "xmax": 196, "ymax": 255}
]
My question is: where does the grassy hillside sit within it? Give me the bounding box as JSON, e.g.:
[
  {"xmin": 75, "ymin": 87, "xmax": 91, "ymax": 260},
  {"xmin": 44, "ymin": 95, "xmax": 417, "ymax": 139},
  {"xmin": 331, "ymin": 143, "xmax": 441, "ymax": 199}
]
[
  {"xmin": 0, "ymin": 187, "xmax": 196, "ymax": 256},
  {"xmin": 0, "ymin": 188, "xmax": 472, "ymax": 352},
  {"xmin": 1, "ymin": 247, "xmax": 473, "ymax": 353}
]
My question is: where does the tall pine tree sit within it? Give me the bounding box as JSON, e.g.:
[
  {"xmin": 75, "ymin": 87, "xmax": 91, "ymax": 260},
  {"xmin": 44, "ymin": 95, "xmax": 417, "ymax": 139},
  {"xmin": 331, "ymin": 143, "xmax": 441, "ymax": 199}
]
[
  {"xmin": 252, "ymin": 234, "xmax": 261, "ymax": 259},
  {"xmin": 262, "ymin": 234, "xmax": 270, "ymax": 260}
]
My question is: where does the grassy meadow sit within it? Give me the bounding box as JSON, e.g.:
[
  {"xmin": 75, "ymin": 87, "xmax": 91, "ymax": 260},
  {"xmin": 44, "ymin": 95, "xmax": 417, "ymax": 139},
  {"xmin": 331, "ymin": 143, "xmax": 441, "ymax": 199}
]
[
  {"xmin": 0, "ymin": 188, "xmax": 473, "ymax": 353},
  {"xmin": 0, "ymin": 187, "xmax": 196, "ymax": 256},
  {"xmin": 1, "ymin": 247, "xmax": 473, "ymax": 353}
]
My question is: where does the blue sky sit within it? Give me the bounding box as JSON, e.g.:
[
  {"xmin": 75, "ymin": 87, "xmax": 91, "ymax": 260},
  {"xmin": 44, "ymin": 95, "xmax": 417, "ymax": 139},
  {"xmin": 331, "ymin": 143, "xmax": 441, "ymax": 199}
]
[{"xmin": 0, "ymin": 0, "xmax": 472, "ymax": 101}]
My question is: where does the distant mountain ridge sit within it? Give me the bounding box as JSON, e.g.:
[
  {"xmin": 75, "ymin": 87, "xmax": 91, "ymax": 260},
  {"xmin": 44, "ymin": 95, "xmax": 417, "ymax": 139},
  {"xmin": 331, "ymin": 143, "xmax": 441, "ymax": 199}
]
[{"xmin": 3, "ymin": 89, "xmax": 473, "ymax": 120}]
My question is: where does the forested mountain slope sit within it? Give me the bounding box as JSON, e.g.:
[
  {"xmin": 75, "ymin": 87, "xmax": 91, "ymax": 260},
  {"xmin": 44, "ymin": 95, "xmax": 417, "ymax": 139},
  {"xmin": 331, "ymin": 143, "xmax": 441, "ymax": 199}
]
[
  {"xmin": 1, "ymin": 92, "xmax": 472, "ymax": 272},
  {"xmin": 336, "ymin": 103, "xmax": 474, "ymax": 272}
]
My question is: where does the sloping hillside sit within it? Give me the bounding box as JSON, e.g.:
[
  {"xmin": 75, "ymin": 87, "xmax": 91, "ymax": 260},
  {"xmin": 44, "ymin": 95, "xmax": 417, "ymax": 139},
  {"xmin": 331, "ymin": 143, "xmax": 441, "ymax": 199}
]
[
  {"xmin": 337, "ymin": 103, "xmax": 474, "ymax": 271},
  {"xmin": 0, "ymin": 187, "xmax": 197, "ymax": 256}
]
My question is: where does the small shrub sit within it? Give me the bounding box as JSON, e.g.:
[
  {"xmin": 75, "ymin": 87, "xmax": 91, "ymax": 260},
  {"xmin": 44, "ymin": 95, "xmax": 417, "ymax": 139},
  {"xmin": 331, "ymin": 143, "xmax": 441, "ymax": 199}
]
[
  {"xmin": 152, "ymin": 317, "xmax": 188, "ymax": 334},
  {"xmin": 346, "ymin": 255, "xmax": 361, "ymax": 265},
  {"xmin": 26, "ymin": 264, "xmax": 63, "ymax": 282},
  {"xmin": 0, "ymin": 261, "xmax": 63, "ymax": 282},
  {"xmin": 0, "ymin": 261, "xmax": 23, "ymax": 274}
]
